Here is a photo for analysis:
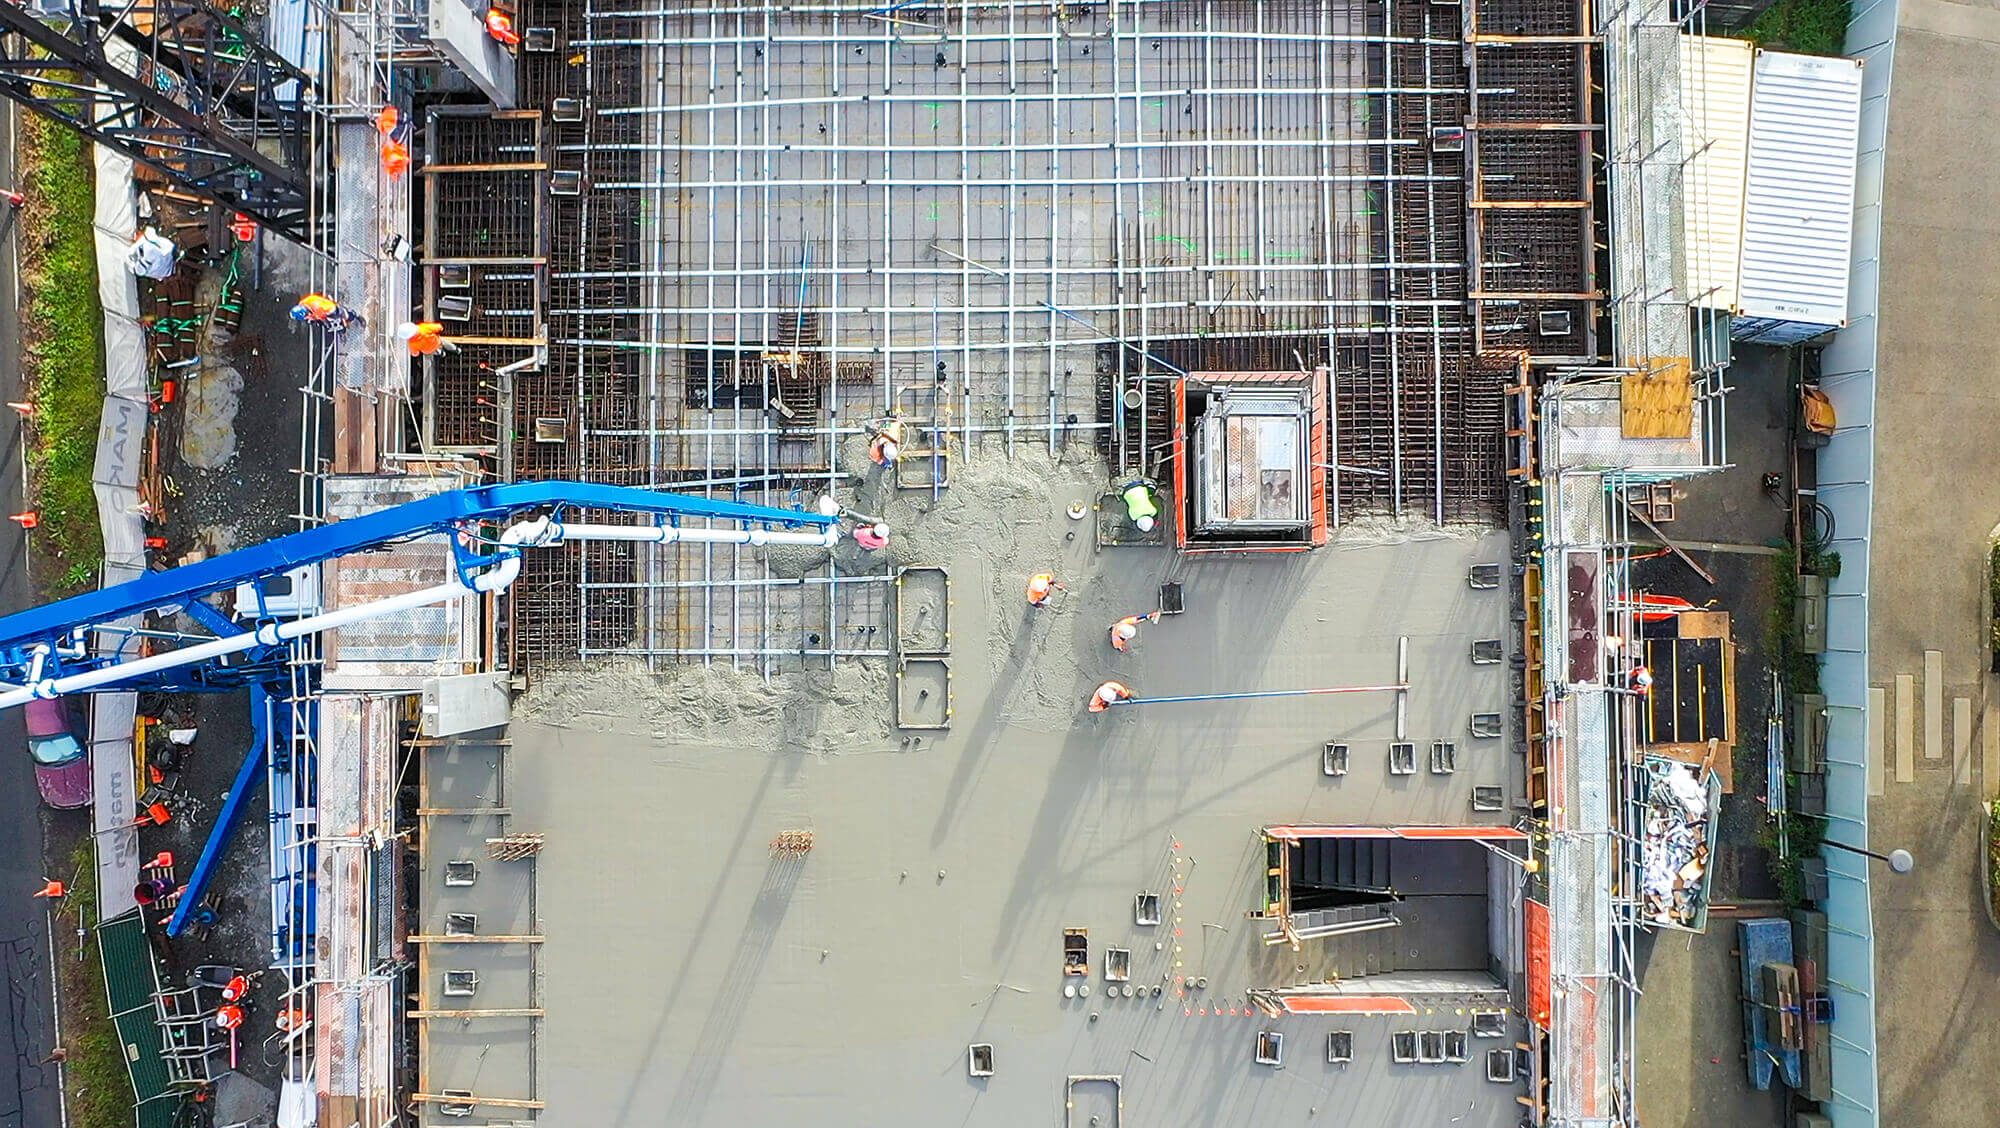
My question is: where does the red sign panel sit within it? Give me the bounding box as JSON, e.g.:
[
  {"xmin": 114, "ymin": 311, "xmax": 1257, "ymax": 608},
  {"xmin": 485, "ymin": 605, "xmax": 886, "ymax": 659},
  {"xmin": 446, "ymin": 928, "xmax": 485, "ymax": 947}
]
[{"xmin": 1526, "ymin": 898, "xmax": 1552, "ymax": 1029}]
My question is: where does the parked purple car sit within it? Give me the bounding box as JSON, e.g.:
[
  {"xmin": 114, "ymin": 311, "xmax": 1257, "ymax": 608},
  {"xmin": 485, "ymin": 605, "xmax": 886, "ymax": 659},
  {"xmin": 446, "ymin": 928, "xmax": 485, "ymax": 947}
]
[{"xmin": 26, "ymin": 697, "xmax": 90, "ymax": 809}]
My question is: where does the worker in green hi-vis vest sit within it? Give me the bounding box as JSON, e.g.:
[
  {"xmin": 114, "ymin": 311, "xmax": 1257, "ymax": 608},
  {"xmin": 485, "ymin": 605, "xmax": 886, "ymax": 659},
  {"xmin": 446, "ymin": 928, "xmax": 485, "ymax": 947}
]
[{"xmin": 1121, "ymin": 481, "xmax": 1160, "ymax": 533}]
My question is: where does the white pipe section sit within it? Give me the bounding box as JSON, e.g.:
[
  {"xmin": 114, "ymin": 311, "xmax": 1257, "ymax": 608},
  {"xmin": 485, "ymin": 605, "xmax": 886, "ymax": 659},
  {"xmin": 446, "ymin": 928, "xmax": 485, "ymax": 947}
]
[
  {"xmin": 537, "ymin": 520, "xmax": 842, "ymax": 549},
  {"xmin": 0, "ymin": 514, "xmax": 839, "ymax": 709}
]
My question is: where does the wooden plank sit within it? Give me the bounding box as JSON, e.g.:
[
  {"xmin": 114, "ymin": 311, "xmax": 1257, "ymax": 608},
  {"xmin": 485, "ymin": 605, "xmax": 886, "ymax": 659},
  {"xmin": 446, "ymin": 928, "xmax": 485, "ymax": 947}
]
[
  {"xmin": 406, "ymin": 934, "xmax": 545, "ymax": 944},
  {"xmin": 1924, "ymin": 651, "xmax": 1944, "ymax": 759},
  {"xmin": 1621, "ymin": 501, "xmax": 1716, "ymax": 584},
  {"xmin": 412, "ymin": 1093, "xmax": 545, "ymax": 1111},
  {"xmin": 1619, "ymin": 357, "xmax": 1693, "ymax": 439},
  {"xmin": 1955, "ymin": 697, "xmax": 1973, "ymax": 786},
  {"xmin": 421, "ymin": 162, "xmax": 550, "ymax": 174},
  {"xmin": 409, "ymin": 1008, "xmax": 546, "ymax": 1019},
  {"xmin": 1867, "ymin": 686, "xmax": 1886, "ymax": 796},
  {"xmin": 1987, "ymin": 700, "xmax": 2000, "ymax": 801},
  {"xmin": 1895, "ymin": 675, "xmax": 1915, "ymax": 783},
  {"xmin": 332, "ymin": 386, "xmax": 379, "ymax": 474}
]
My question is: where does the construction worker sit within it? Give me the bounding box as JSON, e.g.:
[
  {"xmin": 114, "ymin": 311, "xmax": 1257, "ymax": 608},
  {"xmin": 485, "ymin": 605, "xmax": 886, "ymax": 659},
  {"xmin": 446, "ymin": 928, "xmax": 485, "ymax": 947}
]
[
  {"xmin": 1025, "ymin": 571, "xmax": 1060, "ymax": 608},
  {"xmin": 1088, "ymin": 680, "xmax": 1134, "ymax": 713},
  {"xmin": 485, "ymin": 5, "xmax": 522, "ymax": 45},
  {"xmin": 869, "ymin": 417, "xmax": 905, "ymax": 466},
  {"xmin": 1122, "ymin": 480, "xmax": 1160, "ymax": 533},
  {"xmin": 221, "ymin": 975, "xmax": 250, "ymax": 1002},
  {"xmin": 398, "ymin": 321, "xmax": 457, "ymax": 356},
  {"xmin": 1109, "ymin": 612, "xmax": 1159, "ymax": 652},
  {"xmin": 381, "ymin": 139, "xmax": 411, "ymax": 179},
  {"xmin": 1629, "ymin": 665, "xmax": 1654, "ymax": 695},
  {"xmin": 291, "ymin": 293, "xmax": 339, "ymax": 322},
  {"xmin": 854, "ymin": 523, "xmax": 890, "ymax": 550},
  {"xmin": 213, "ymin": 1004, "xmax": 244, "ymax": 1031},
  {"xmin": 291, "ymin": 293, "xmax": 362, "ymax": 333}
]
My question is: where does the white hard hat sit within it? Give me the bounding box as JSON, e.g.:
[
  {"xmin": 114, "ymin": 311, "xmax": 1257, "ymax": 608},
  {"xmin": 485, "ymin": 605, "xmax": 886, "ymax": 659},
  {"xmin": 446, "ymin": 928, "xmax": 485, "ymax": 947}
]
[
  {"xmin": 1114, "ymin": 622, "xmax": 1138, "ymax": 640},
  {"xmin": 869, "ymin": 523, "xmax": 889, "ymax": 539},
  {"xmin": 1136, "ymin": 515, "xmax": 1155, "ymax": 532},
  {"xmin": 879, "ymin": 440, "xmax": 899, "ymax": 461},
  {"xmin": 396, "ymin": 322, "xmax": 419, "ymax": 340}
]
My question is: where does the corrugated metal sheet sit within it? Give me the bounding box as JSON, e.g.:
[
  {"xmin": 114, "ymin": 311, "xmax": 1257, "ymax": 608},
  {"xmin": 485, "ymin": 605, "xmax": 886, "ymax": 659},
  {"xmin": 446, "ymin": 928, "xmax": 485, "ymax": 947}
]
[
  {"xmin": 1679, "ymin": 36, "xmax": 1753, "ymax": 313},
  {"xmin": 1736, "ymin": 50, "xmax": 1864, "ymax": 331}
]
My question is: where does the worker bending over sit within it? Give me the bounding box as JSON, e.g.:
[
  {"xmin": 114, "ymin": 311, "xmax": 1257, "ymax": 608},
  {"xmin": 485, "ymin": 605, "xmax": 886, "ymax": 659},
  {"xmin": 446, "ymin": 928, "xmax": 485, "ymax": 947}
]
[
  {"xmin": 398, "ymin": 321, "xmax": 457, "ymax": 356},
  {"xmin": 1089, "ymin": 681, "xmax": 1134, "ymax": 712},
  {"xmin": 291, "ymin": 293, "xmax": 362, "ymax": 332},
  {"xmin": 1026, "ymin": 571, "xmax": 1064, "ymax": 608},
  {"xmin": 869, "ymin": 417, "xmax": 905, "ymax": 466},
  {"xmin": 1122, "ymin": 480, "xmax": 1160, "ymax": 533},
  {"xmin": 1109, "ymin": 612, "xmax": 1159, "ymax": 652}
]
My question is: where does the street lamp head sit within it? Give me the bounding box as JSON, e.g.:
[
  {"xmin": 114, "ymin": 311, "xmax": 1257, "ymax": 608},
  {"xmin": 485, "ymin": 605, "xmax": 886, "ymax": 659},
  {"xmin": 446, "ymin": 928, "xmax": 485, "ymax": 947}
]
[{"xmin": 1888, "ymin": 848, "xmax": 1915, "ymax": 874}]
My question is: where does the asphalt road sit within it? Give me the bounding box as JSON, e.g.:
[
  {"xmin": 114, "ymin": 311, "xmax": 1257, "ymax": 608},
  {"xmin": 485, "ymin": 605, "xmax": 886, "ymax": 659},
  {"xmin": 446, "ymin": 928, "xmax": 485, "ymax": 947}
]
[{"xmin": 0, "ymin": 102, "xmax": 65, "ymax": 1128}]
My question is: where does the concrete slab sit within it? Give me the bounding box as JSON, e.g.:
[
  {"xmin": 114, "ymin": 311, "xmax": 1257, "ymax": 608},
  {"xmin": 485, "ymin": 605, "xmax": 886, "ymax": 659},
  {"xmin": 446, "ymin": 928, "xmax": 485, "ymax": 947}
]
[{"xmin": 490, "ymin": 450, "xmax": 1519, "ymax": 1126}]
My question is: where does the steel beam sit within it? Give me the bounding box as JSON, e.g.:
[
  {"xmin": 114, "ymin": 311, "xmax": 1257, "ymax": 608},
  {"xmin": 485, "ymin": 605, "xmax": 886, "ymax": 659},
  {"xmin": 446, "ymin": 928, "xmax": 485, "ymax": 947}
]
[{"xmin": 0, "ymin": 0, "xmax": 316, "ymax": 239}]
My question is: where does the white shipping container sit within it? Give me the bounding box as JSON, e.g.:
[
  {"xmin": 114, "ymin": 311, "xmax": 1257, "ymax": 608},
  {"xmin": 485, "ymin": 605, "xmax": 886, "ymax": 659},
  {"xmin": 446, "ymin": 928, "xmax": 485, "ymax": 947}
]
[
  {"xmin": 1735, "ymin": 49, "xmax": 1864, "ymax": 340},
  {"xmin": 1680, "ymin": 36, "xmax": 1754, "ymax": 314}
]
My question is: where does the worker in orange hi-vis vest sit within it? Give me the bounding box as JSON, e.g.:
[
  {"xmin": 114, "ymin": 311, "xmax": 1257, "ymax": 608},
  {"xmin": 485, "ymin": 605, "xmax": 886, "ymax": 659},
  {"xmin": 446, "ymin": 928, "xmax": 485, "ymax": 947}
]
[
  {"xmin": 1025, "ymin": 571, "xmax": 1063, "ymax": 608},
  {"xmin": 397, "ymin": 321, "xmax": 458, "ymax": 356},
  {"xmin": 380, "ymin": 139, "xmax": 411, "ymax": 179},
  {"xmin": 485, "ymin": 6, "xmax": 522, "ymax": 45},
  {"xmin": 868, "ymin": 417, "xmax": 905, "ymax": 466},
  {"xmin": 1088, "ymin": 681, "xmax": 1133, "ymax": 713},
  {"xmin": 1108, "ymin": 612, "xmax": 1159, "ymax": 652}
]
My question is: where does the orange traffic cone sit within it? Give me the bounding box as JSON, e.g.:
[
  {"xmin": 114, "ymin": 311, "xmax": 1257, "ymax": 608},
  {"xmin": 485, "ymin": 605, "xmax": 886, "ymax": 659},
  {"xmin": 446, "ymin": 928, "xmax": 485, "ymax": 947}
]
[
  {"xmin": 148, "ymin": 852, "xmax": 174, "ymax": 869},
  {"xmin": 9, "ymin": 511, "xmax": 37, "ymax": 529},
  {"xmin": 32, "ymin": 881, "xmax": 64, "ymax": 899},
  {"xmin": 7, "ymin": 401, "xmax": 31, "ymax": 416}
]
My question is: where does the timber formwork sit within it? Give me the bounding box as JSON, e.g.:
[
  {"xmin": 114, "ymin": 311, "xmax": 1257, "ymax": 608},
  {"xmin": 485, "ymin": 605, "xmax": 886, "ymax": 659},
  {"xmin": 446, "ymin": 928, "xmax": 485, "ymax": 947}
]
[{"xmin": 452, "ymin": 0, "xmax": 1603, "ymax": 669}]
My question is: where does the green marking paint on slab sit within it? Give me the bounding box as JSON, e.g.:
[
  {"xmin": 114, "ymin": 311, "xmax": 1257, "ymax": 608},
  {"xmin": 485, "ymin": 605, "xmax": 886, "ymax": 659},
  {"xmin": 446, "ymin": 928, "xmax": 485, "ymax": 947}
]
[
  {"xmin": 925, "ymin": 102, "xmax": 941, "ymax": 130},
  {"xmin": 927, "ymin": 202, "xmax": 942, "ymax": 220},
  {"xmin": 1268, "ymin": 251, "xmax": 1305, "ymax": 260},
  {"xmin": 1154, "ymin": 234, "xmax": 1198, "ymax": 254}
]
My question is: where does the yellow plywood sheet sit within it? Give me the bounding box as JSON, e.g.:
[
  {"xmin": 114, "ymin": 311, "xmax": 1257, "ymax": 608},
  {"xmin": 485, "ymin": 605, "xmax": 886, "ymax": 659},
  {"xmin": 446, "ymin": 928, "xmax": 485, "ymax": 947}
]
[{"xmin": 1621, "ymin": 358, "xmax": 1694, "ymax": 439}]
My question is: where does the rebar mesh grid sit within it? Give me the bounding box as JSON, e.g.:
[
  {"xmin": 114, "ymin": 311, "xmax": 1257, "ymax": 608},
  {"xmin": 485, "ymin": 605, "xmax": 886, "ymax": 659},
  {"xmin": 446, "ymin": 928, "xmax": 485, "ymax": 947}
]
[{"xmin": 478, "ymin": 0, "xmax": 1620, "ymax": 667}]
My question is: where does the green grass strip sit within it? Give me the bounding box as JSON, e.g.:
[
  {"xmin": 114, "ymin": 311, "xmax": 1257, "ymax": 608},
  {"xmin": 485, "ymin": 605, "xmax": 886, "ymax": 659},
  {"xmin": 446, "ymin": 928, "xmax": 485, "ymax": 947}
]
[{"xmin": 17, "ymin": 110, "xmax": 107, "ymax": 597}]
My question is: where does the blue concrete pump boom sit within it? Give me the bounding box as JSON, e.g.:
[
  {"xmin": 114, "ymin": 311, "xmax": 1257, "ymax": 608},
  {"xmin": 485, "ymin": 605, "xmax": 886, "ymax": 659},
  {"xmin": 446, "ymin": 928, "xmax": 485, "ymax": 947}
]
[{"xmin": 0, "ymin": 480, "xmax": 835, "ymax": 694}]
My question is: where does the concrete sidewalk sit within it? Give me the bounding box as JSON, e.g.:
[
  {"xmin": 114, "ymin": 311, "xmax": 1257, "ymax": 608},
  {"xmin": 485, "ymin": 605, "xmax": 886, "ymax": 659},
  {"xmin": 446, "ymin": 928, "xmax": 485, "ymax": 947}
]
[{"xmin": 1866, "ymin": 2, "xmax": 2000, "ymax": 1124}]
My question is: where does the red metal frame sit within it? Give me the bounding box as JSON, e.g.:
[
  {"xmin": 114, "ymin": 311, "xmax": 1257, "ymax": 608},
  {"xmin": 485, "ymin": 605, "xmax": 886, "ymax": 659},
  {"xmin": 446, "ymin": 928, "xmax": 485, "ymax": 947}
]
[{"xmin": 1171, "ymin": 371, "xmax": 1329, "ymax": 554}]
